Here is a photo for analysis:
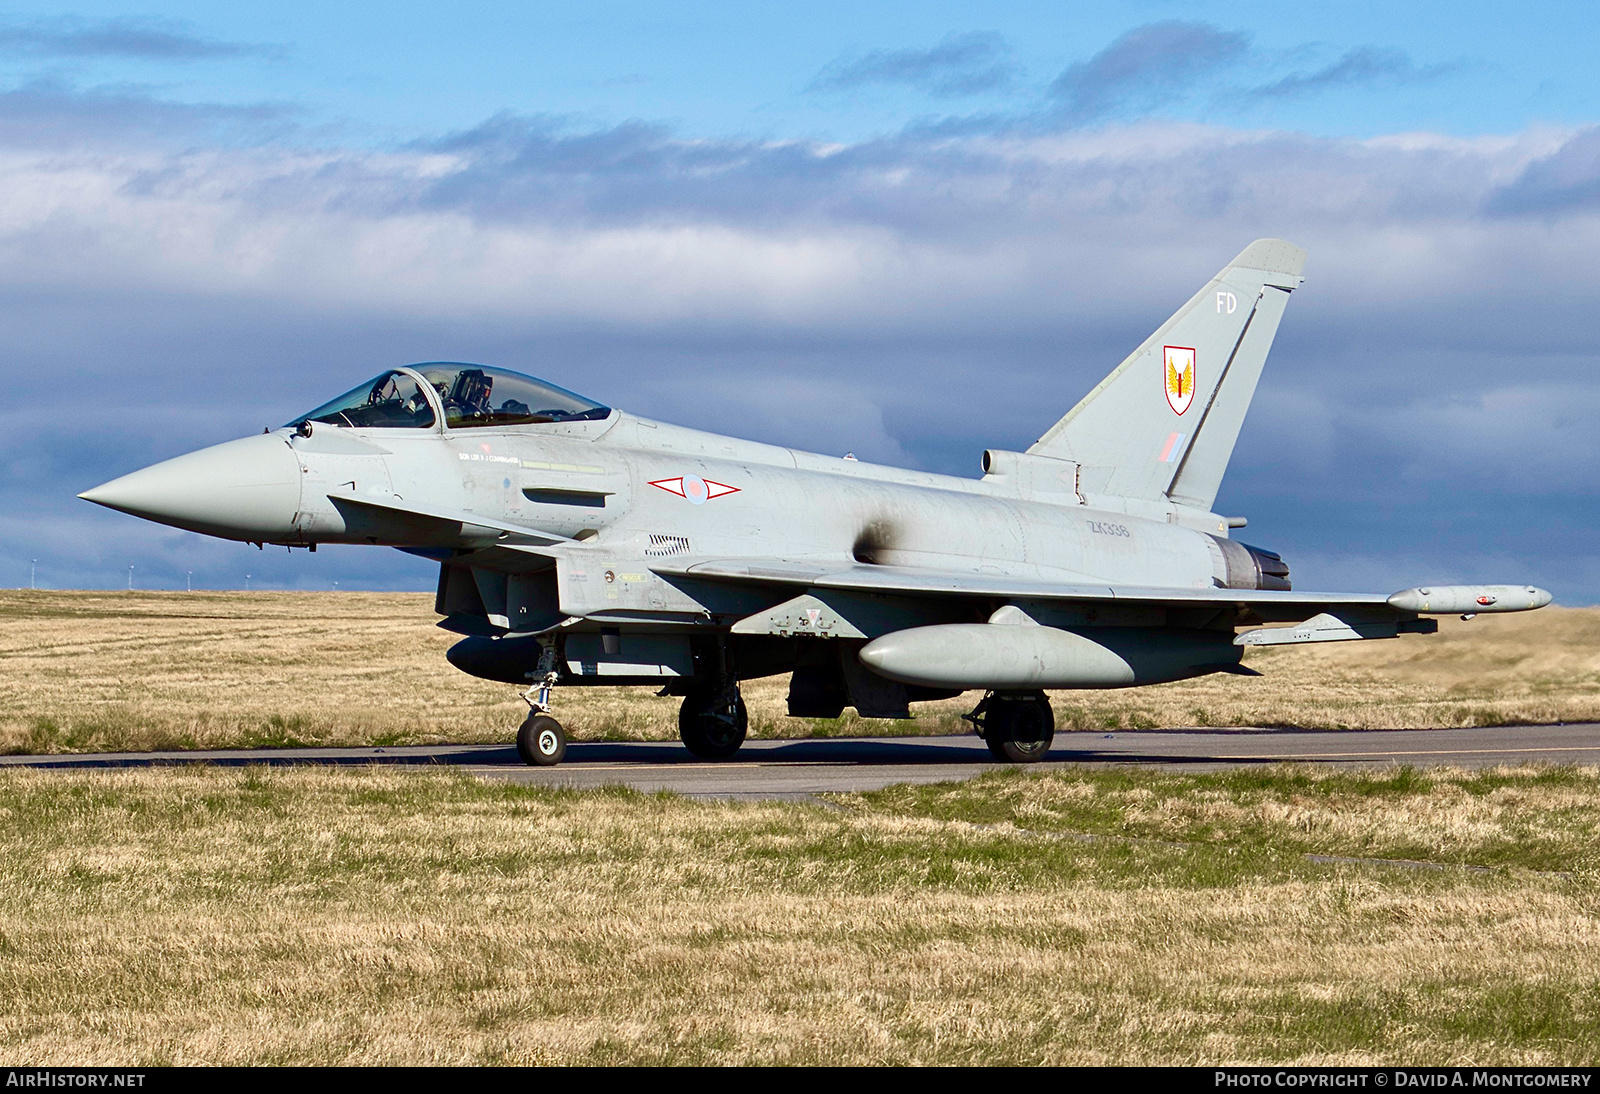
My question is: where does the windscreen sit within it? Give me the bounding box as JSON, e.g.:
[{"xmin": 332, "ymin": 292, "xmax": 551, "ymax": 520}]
[
  {"xmin": 294, "ymin": 371, "xmax": 436, "ymax": 429},
  {"xmin": 414, "ymin": 364, "xmax": 610, "ymax": 429}
]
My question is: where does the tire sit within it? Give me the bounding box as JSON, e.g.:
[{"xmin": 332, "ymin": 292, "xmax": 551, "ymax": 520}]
[
  {"xmin": 517, "ymin": 713, "xmax": 567, "ymax": 766},
  {"xmin": 984, "ymin": 695, "xmax": 1055, "ymax": 763},
  {"xmin": 678, "ymin": 687, "xmax": 748, "ymax": 760}
]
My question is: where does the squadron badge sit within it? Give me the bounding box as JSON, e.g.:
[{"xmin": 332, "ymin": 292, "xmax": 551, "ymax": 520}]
[{"xmin": 1164, "ymin": 346, "xmax": 1195, "ymax": 415}]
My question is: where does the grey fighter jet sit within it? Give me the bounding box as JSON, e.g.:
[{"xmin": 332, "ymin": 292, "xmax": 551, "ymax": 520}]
[{"xmin": 79, "ymin": 239, "xmax": 1551, "ymax": 766}]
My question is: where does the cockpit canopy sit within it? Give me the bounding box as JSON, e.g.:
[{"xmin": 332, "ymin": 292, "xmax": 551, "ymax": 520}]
[
  {"xmin": 294, "ymin": 364, "xmax": 611, "ymax": 430},
  {"xmin": 416, "ymin": 364, "xmax": 611, "ymax": 428},
  {"xmin": 298, "ymin": 370, "xmax": 436, "ymax": 429}
]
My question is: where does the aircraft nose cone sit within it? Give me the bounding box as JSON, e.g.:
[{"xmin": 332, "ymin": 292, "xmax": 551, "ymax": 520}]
[{"xmin": 79, "ymin": 432, "xmax": 302, "ymax": 541}]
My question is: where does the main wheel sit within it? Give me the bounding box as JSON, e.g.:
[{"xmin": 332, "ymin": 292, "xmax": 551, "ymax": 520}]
[
  {"xmin": 983, "ymin": 695, "xmax": 1055, "ymax": 763},
  {"xmin": 678, "ymin": 686, "xmax": 748, "ymax": 759},
  {"xmin": 517, "ymin": 713, "xmax": 567, "ymax": 766}
]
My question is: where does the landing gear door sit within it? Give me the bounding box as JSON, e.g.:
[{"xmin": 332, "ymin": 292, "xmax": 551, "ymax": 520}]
[{"xmin": 553, "ymin": 552, "xmax": 705, "ymax": 618}]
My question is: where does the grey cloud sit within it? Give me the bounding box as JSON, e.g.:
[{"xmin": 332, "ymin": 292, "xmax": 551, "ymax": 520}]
[
  {"xmin": 807, "ymin": 31, "xmax": 1015, "ymax": 98},
  {"xmin": 1246, "ymin": 47, "xmax": 1453, "ymax": 100},
  {"xmin": 399, "ymin": 111, "xmax": 1526, "ymax": 253},
  {"xmin": 1048, "ymin": 21, "xmax": 1249, "ymax": 124},
  {"xmin": 0, "ymin": 78, "xmax": 298, "ymax": 147},
  {"xmin": 0, "ymin": 16, "xmax": 274, "ymax": 61},
  {"xmin": 1486, "ymin": 126, "xmax": 1600, "ymax": 215},
  {"xmin": 410, "ymin": 114, "xmax": 1008, "ymax": 233}
]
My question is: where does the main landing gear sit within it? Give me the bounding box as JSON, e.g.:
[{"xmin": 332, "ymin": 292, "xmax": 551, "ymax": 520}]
[
  {"xmin": 678, "ymin": 681, "xmax": 748, "ymax": 760},
  {"xmin": 968, "ymin": 691, "xmax": 1056, "ymax": 763}
]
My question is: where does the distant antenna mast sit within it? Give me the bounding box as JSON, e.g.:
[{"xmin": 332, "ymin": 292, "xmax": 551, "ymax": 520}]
[
  {"xmin": 186, "ymin": 571, "xmax": 192, "ymax": 593},
  {"xmin": 30, "ymin": 559, "xmax": 36, "ymax": 590},
  {"xmin": 127, "ymin": 565, "xmax": 134, "ymax": 591}
]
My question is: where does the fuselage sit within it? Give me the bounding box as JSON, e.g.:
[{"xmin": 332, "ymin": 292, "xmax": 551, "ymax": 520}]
[
  {"xmin": 283, "ymin": 409, "xmax": 1236, "ymax": 592},
  {"xmin": 78, "ymin": 355, "xmax": 1278, "ymax": 642}
]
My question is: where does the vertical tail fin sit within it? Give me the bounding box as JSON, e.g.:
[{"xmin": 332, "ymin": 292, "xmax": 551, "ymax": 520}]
[{"xmin": 1029, "ymin": 239, "xmax": 1306, "ymax": 511}]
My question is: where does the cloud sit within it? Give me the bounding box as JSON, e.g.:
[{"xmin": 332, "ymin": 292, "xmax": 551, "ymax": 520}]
[
  {"xmin": 1037, "ymin": 25, "xmax": 1458, "ymax": 130},
  {"xmin": 1246, "ymin": 46, "xmax": 1453, "ymax": 100},
  {"xmin": 1485, "ymin": 125, "xmax": 1600, "ymax": 215},
  {"xmin": 0, "ymin": 16, "xmax": 274, "ymax": 61},
  {"xmin": 1047, "ymin": 21, "xmax": 1249, "ymax": 124},
  {"xmin": 0, "ymin": 78, "xmax": 298, "ymax": 147},
  {"xmin": 807, "ymin": 31, "xmax": 1016, "ymax": 98},
  {"xmin": 0, "ymin": 111, "xmax": 1581, "ymax": 336}
]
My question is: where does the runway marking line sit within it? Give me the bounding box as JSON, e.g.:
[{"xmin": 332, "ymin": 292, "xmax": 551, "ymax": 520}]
[
  {"xmin": 480, "ymin": 746, "xmax": 1600, "ymax": 773},
  {"xmin": 472, "ymin": 760, "xmax": 898, "ymax": 772},
  {"xmin": 1218, "ymin": 746, "xmax": 1599, "ymax": 760},
  {"xmin": 495, "ymin": 746, "xmax": 1600, "ymax": 770}
]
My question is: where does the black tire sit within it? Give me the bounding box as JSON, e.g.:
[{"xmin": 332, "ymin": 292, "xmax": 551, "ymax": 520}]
[
  {"xmin": 678, "ymin": 687, "xmax": 748, "ymax": 760},
  {"xmin": 517, "ymin": 713, "xmax": 567, "ymax": 766},
  {"xmin": 984, "ymin": 695, "xmax": 1055, "ymax": 763},
  {"xmin": 985, "ymin": 733, "xmax": 1012, "ymax": 761}
]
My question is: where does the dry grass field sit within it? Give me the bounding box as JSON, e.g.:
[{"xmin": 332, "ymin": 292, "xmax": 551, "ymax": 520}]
[
  {"xmin": 1, "ymin": 590, "xmax": 1597, "ymax": 754},
  {"xmin": 0, "ymin": 762, "xmax": 1596, "ymax": 1065},
  {"xmin": 2, "ymin": 591, "xmax": 1598, "ymax": 1064}
]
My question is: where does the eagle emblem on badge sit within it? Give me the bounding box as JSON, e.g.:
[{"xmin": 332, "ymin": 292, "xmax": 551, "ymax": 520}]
[{"xmin": 1164, "ymin": 346, "xmax": 1195, "ymax": 415}]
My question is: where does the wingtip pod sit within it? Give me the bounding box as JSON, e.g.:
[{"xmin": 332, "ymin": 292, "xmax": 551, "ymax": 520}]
[
  {"xmin": 1228, "ymin": 238, "xmax": 1307, "ymax": 280},
  {"xmin": 1386, "ymin": 585, "xmax": 1553, "ymax": 614}
]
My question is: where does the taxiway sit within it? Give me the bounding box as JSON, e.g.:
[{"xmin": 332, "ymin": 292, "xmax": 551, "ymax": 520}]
[{"xmin": 4, "ymin": 723, "xmax": 1597, "ymax": 800}]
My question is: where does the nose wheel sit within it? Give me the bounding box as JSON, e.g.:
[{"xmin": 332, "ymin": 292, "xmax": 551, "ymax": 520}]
[{"xmin": 517, "ymin": 712, "xmax": 567, "ymax": 766}]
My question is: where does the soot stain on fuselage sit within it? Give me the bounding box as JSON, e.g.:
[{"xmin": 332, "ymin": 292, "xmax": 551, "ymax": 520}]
[{"xmin": 852, "ymin": 518, "xmax": 898, "ymax": 565}]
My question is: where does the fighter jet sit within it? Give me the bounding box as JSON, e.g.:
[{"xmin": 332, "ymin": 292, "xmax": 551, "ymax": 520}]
[{"xmin": 79, "ymin": 239, "xmax": 1551, "ymax": 766}]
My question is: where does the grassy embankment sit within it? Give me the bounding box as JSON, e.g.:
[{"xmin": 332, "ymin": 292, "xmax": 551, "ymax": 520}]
[
  {"xmin": 0, "ymin": 762, "xmax": 1596, "ymax": 1064},
  {"xmin": 2, "ymin": 590, "xmax": 1598, "ymax": 754}
]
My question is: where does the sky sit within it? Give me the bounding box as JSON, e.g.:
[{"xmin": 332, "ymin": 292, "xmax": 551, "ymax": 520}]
[{"xmin": 3, "ymin": 2, "xmax": 1599, "ymax": 602}]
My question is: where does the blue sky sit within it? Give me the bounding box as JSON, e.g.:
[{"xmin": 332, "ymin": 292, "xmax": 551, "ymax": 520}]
[
  {"xmin": 3, "ymin": 2, "xmax": 1599, "ymax": 601},
  {"xmin": 4, "ymin": 1, "xmax": 1595, "ymax": 141}
]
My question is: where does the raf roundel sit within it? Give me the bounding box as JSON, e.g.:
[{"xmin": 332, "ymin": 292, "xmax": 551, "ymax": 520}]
[
  {"xmin": 649, "ymin": 475, "xmax": 740, "ymax": 505},
  {"xmin": 1164, "ymin": 345, "xmax": 1196, "ymax": 415}
]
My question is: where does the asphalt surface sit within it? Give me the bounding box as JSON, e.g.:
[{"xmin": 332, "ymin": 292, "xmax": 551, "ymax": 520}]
[{"xmin": 5, "ymin": 723, "xmax": 1600, "ymax": 800}]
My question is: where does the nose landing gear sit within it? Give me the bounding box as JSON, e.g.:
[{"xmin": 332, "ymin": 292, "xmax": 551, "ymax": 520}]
[{"xmin": 516, "ymin": 646, "xmax": 567, "ymax": 767}]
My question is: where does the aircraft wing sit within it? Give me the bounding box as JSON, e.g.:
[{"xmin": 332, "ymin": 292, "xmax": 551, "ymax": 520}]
[
  {"xmin": 650, "ymin": 557, "xmax": 1549, "ymax": 630},
  {"xmin": 652, "ymin": 556, "xmax": 1385, "ymax": 619}
]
